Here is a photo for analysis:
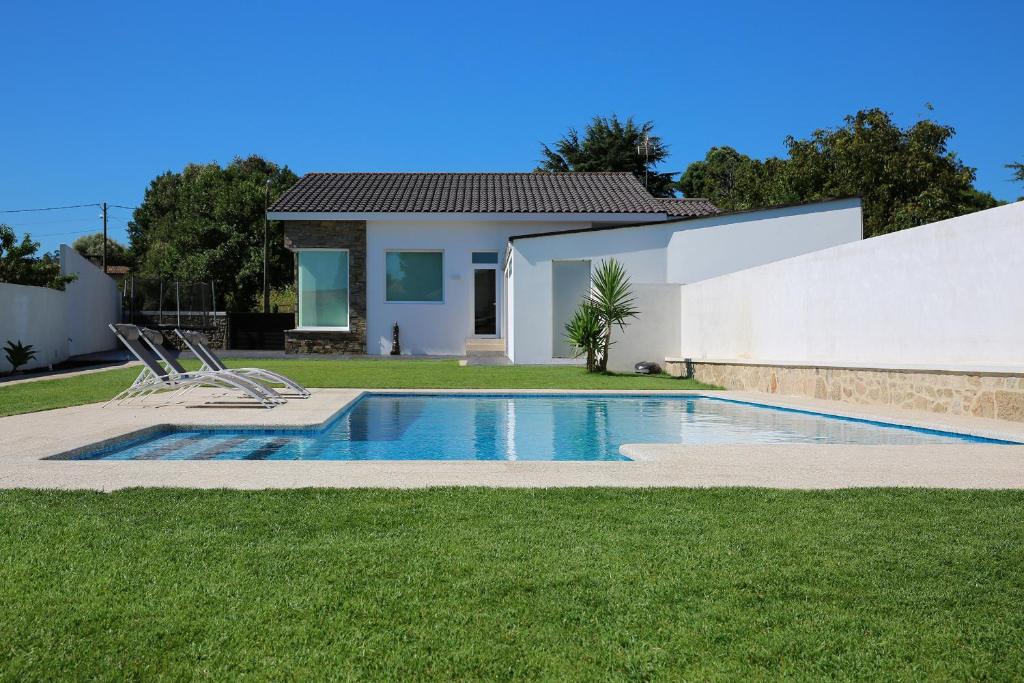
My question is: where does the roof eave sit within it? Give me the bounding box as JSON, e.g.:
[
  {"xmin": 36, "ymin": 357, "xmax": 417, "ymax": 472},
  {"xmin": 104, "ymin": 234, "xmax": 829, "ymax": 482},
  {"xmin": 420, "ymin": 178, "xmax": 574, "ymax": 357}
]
[{"xmin": 266, "ymin": 211, "xmax": 668, "ymax": 223}]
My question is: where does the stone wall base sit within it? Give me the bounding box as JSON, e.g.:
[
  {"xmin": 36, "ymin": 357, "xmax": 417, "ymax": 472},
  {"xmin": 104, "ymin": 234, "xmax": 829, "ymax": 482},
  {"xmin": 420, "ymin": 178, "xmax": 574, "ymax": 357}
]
[
  {"xmin": 285, "ymin": 330, "xmax": 365, "ymax": 355},
  {"xmin": 665, "ymin": 360, "xmax": 1024, "ymax": 423}
]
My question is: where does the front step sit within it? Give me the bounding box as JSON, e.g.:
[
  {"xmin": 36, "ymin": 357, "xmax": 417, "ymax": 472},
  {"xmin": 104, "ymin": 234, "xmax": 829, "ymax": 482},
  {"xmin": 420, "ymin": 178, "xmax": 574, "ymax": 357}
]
[{"xmin": 465, "ymin": 338, "xmax": 506, "ymax": 358}]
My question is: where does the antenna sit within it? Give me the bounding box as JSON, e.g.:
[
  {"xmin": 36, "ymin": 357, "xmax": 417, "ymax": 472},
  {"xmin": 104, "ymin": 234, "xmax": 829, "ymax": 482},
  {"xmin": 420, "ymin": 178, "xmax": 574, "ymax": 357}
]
[{"xmin": 637, "ymin": 134, "xmax": 651, "ymax": 190}]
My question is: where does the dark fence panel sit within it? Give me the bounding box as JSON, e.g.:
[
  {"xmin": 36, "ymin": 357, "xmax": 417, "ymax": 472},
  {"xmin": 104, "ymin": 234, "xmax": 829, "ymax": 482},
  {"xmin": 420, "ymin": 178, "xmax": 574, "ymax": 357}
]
[{"xmin": 228, "ymin": 313, "xmax": 294, "ymax": 350}]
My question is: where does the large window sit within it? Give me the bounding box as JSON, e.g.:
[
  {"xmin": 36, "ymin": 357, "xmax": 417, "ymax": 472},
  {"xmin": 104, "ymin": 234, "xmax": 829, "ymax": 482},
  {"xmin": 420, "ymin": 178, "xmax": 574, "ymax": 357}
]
[
  {"xmin": 385, "ymin": 251, "xmax": 443, "ymax": 302},
  {"xmin": 297, "ymin": 250, "xmax": 349, "ymax": 329}
]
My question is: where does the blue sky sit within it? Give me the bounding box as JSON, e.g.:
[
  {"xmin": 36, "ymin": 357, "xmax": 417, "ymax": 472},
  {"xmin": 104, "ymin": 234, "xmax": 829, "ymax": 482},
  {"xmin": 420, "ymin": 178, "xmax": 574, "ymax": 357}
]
[{"xmin": 2, "ymin": 0, "xmax": 1021, "ymax": 253}]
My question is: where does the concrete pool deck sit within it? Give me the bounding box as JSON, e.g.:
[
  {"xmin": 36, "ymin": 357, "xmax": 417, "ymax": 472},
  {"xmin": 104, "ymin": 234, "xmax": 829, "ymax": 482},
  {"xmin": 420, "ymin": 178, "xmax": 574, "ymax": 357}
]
[{"xmin": 1, "ymin": 388, "xmax": 1023, "ymax": 490}]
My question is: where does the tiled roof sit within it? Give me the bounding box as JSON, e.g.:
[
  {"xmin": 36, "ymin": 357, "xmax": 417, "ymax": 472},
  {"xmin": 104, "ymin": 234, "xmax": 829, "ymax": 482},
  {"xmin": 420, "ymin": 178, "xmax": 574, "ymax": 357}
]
[
  {"xmin": 267, "ymin": 172, "xmax": 668, "ymax": 214},
  {"xmin": 655, "ymin": 197, "xmax": 720, "ymax": 217}
]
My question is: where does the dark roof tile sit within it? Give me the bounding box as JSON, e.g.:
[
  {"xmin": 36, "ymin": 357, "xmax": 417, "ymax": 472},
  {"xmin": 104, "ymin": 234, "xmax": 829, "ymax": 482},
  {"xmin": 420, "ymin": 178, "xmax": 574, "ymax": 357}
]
[
  {"xmin": 268, "ymin": 172, "xmax": 668, "ymax": 214},
  {"xmin": 655, "ymin": 197, "xmax": 720, "ymax": 217}
]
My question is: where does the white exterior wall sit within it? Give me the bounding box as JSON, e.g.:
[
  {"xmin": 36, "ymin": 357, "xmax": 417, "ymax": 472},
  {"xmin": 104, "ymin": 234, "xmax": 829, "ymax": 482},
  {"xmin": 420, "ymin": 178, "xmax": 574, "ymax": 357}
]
[
  {"xmin": 508, "ymin": 199, "xmax": 863, "ymax": 365},
  {"xmin": 60, "ymin": 245, "xmax": 120, "ymax": 356},
  {"xmin": 677, "ymin": 201, "xmax": 1024, "ymax": 372},
  {"xmin": 365, "ymin": 220, "xmax": 591, "ymax": 356},
  {"xmin": 666, "ymin": 198, "xmax": 863, "ymax": 283},
  {"xmin": 0, "ymin": 283, "xmax": 68, "ymax": 372},
  {"xmin": 606, "ymin": 284, "xmax": 681, "ymax": 372}
]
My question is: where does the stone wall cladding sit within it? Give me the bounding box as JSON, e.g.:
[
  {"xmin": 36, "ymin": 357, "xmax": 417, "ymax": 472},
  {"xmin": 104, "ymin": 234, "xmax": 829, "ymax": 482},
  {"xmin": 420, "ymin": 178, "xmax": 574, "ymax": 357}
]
[
  {"xmin": 132, "ymin": 312, "xmax": 228, "ymax": 349},
  {"xmin": 283, "ymin": 220, "xmax": 366, "ymax": 354},
  {"xmin": 666, "ymin": 361, "xmax": 1024, "ymax": 423}
]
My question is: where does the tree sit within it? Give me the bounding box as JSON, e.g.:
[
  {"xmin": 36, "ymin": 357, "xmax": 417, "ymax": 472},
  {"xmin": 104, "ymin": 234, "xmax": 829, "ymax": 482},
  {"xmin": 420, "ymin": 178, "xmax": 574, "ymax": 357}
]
[
  {"xmin": 538, "ymin": 115, "xmax": 676, "ymax": 197},
  {"xmin": 678, "ymin": 109, "xmax": 1000, "ymax": 237},
  {"xmin": 72, "ymin": 233, "xmax": 132, "ymax": 267},
  {"xmin": 127, "ymin": 155, "xmax": 299, "ymax": 311},
  {"xmin": 1009, "ymin": 162, "xmax": 1024, "ymax": 200},
  {"xmin": 0, "ymin": 225, "xmax": 76, "ymax": 290},
  {"xmin": 588, "ymin": 258, "xmax": 639, "ymax": 373}
]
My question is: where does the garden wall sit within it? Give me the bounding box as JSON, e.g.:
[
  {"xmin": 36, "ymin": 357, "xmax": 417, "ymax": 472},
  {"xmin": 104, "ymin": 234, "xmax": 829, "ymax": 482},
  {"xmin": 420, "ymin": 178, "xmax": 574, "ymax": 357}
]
[
  {"xmin": 60, "ymin": 246, "xmax": 120, "ymax": 356},
  {"xmin": 0, "ymin": 283, "xmax": 68, "ymax": 373},
  {"xmin": 667, "ymin": 201, "xmax": 1024, "ymax": 421}
]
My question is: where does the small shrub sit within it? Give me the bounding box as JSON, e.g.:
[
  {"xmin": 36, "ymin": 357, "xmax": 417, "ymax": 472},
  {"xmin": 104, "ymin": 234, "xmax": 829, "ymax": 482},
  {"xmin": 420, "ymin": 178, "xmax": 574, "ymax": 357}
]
[
  {"xmin": 4, "ymin": 339, "xmax": 37, "ymax": 374},
  {"xmin": 564, "ymin": 301, "xmax": 603, "ymax": 372}
]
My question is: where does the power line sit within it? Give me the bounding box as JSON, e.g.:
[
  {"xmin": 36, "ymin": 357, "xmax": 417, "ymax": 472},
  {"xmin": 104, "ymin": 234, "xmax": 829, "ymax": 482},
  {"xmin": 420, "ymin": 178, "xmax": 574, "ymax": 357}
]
[{"xmin": 0, "ymin": 203, "xmax": 101, "ymax": 214}]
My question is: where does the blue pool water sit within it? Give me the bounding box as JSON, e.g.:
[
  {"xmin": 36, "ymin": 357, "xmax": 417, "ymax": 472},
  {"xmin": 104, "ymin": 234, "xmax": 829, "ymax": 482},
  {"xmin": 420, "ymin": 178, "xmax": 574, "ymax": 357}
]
[{"xmin": 65, "ymin": 394, "xmax": 1014, "ymax": 461}]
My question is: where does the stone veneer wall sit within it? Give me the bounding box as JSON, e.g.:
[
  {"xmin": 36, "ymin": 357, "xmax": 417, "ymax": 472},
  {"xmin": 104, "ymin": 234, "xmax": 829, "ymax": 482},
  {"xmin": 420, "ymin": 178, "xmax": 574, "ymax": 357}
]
[
  {"xmin": 132, "ymin": 312, "xmax": 228, "ymax": 349},
  {"xmin": 665, "ymin": 360, "xmax": 1024, "ymax": 423},
  {"xmin": 283, "ymin": 221, "xmax": 367, "ymax": 354}
]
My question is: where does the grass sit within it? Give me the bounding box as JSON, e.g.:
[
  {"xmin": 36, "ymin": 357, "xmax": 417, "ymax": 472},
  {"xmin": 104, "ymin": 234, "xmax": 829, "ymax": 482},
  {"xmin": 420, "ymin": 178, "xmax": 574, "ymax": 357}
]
[
  {"xmin": 1, "ymin": 488, "xmax": 1022, "ymax": 680},
  {"xmin": 0, "ymin": 359, "xmax": 713, "ymax": 417}
]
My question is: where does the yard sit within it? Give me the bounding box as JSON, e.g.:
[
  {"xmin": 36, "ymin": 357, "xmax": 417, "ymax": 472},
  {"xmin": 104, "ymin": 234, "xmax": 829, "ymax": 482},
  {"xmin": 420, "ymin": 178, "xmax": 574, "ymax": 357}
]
[
  {"xmin": 0, "ymin": 358, "xmax": 710, "ymax": 417},
  {"xmin": 1, "ymin": 488, "xmax": 1022, "ymax": 680}
]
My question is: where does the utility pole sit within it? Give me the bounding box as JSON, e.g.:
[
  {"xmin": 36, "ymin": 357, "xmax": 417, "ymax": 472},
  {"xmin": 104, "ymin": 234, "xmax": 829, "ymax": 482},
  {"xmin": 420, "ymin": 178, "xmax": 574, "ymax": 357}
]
[
  {"xmin": 263, "ymin": 180, "xmax": 271, "ymax": 313},
  {"xmin": 102, "ymin": 201, "xmax": 108, "ymax": 274}
]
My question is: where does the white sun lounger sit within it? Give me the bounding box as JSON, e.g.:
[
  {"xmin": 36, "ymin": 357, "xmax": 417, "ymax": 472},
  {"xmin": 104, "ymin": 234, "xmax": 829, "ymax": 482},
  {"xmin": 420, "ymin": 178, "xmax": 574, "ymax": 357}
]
[
  {"xmin": 106, "ymin": 324, "xmax": 280, "ymax": 408},
  {"xmin": 174, "ymin": 329, "xmax": 310, "ymax": 398}
]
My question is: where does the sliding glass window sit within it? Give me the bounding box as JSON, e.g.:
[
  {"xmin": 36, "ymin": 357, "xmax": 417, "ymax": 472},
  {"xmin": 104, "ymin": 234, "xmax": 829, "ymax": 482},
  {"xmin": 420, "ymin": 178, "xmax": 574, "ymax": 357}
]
[
  {"xmin": 297, "ymin": 250, "xmax": 349, "ymax": 329},
  {"xmin": 385, "ymin": 251, "xmax": 443, "ymax": 302}
]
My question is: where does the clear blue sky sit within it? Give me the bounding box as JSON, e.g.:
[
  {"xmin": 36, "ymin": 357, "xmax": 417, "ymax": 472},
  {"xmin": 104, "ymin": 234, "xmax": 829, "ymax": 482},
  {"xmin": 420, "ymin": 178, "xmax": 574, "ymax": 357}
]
[{"xmin": 2, "ymin": 0, "xmax": 1021, "ymax": 253}]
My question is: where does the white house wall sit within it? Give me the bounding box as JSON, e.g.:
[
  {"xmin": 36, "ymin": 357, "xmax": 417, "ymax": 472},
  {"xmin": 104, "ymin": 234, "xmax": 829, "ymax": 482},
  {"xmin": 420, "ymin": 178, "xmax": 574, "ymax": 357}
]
[
  {"xmin": 365, "ymin": 220, "xmax": 591, "ymax": 356},
  {"xmin": 677, "ymin": 200, "xmax": 1024, "ymax": 372},
  {"xmin": 508, "ymin": 199, "xmax": 863, "ymax": 365}
]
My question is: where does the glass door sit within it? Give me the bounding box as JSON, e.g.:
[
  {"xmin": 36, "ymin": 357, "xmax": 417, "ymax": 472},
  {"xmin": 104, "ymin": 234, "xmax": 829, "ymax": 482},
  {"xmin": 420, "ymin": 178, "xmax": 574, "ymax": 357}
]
[{"xmin": 474, "ymin": 268, "xmax": 497, "ymax": 336}]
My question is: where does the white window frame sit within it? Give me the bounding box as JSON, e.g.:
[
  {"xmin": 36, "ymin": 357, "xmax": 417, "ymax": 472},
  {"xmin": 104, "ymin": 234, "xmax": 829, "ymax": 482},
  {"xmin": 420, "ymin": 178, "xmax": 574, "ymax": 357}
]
[
  {"xmin": 384, "ymin": 249, "xmax": 445, "ymax": 304},
  {"xmin": 296, "ymin": 248, "xmax": 351, "ymax": 332}
]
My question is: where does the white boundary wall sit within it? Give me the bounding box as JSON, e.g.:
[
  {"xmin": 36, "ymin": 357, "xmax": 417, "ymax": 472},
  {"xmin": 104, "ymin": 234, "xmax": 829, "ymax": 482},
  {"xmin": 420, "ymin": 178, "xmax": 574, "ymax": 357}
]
[
  {"xmin": 677, "ymin": 201, "xmax": 1024, "ymax": 372},
  {"xmin": 0, "ymin": 283, "xmax": 68, "ymax": 372},
  {"xmin": 0, "ymin": 247, "xmax": 121, "ymax": 373},
  {"xmin": 508, "ymin": 199, "xmax": 863, "ymax": 365},
  {"xmin": 60, "ymin": 246, "xmax": 120, "ymax": 356}
]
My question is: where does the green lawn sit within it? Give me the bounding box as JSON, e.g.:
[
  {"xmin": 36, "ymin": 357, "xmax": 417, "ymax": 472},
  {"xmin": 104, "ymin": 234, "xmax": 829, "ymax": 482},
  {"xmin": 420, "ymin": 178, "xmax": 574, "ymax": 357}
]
[
  {"xmin": 1, "ymin": 488, "xmax": 1022, "ymax": 680},
  {"xmin": 0, "ymin": 359, "xmax": 712, "ymax": 417}
]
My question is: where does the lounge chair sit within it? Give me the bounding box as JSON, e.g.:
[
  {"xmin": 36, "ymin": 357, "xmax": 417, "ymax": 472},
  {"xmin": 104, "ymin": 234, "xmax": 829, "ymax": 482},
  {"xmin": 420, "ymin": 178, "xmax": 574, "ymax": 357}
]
[
  {"xmin": 174, "ymin": 329, "xmax": 310, "ymax": 398},
  {"xmin": 106, "ymin": 324, "xmax": 279, "ymax": 408},
  {"xmin": 138, "ymin": 327, "xmax": 287, "ymax": 405}
]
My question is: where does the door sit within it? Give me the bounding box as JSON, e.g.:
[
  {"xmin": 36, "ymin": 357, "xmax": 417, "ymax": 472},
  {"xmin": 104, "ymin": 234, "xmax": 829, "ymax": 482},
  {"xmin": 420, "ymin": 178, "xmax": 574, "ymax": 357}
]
[{"xmin": 474, "ymin": 268, "xmax": 497, "ymax": 336}]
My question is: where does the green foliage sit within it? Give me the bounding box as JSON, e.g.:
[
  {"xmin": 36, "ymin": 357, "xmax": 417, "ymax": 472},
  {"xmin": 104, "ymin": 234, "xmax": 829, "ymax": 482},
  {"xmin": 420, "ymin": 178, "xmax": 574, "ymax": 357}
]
[
  {"xmin": 127, "ymin": 155, "xmax": 299, "ymax": 311},
  {"xmin": 0, "ymin": 225, "xmax": 76, "ymax": 290},
  {"xmin": 678, "ymin": 108, "xmax": 1000, "ymax": 237},
  {"xmin": 1, "ymin": 489, "xmax": 1022, "ymax": 679},
  {"xmin": 563, "ymin": 300, "xmax": 603, "ymax": 372},
  {"xmin": 538, "ymin": 115, "xmax": 676, "ymax": 197},
  {"xmin": 71, "ymin": 232, "xmax": 132, "ymax": 267},
  {"xmin": 3, "ymin": 340, "xmax": 37, "ymax": 373},
  {"xmin": 587, "ymin": 258, "xmax": 639, "ymax": 373},
  {"xmin": 1009, "ymin": 161, "xmax": 1024, "ymax": 200}
]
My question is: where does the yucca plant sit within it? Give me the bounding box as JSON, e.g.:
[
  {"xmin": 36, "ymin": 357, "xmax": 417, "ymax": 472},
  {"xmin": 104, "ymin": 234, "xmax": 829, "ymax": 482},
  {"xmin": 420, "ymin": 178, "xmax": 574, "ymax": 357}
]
[
  {"xmin": 564, "ymin": 300, "xmax": 603, "ymax": 372},
  {"xmin": 588, "ymin": 258, "xmax": 639, "ymax": 373},
  {"xmin": 4, "ymin": 339, "xmax": 37, "ymax": 374}
]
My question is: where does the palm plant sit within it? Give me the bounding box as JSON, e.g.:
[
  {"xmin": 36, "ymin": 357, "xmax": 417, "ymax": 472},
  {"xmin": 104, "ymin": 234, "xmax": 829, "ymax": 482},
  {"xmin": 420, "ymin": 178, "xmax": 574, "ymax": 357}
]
[
  {"xmin": 588, "ymin": 258, "xmax": 639, "ymax": 373},
  {"xmin": 563, "ymin": 300, "xmax": 603, "ymax": 372},
  {"xmin": 4, "ymin": 339, "xmax": 37, "ymax": 374}
]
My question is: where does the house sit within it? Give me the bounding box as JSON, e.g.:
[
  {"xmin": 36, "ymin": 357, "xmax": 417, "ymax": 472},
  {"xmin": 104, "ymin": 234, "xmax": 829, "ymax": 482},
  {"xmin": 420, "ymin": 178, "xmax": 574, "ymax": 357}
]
[{"xmin": 267, "ymin": 172, "xmax": 862, "ymax": 365}]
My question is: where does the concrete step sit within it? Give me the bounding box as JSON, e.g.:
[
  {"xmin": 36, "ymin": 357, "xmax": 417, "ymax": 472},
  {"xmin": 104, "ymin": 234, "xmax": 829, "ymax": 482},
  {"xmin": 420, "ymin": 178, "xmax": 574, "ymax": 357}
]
[{"xmin": 465, "ymin": 338, "xmax": 506, "ymax": 356}]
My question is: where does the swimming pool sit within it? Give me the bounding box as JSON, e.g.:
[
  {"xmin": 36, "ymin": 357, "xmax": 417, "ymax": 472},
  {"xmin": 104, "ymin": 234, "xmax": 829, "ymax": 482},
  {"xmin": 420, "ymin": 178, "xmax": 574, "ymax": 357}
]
[{"xmin": 63, "ymin": 394, "xmax": 1015, "ymax": 461}]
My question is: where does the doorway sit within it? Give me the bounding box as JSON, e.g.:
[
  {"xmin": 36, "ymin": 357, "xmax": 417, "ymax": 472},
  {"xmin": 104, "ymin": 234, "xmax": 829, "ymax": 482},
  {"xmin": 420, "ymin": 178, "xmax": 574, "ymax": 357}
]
[{"xmin": 474, "ymin": 268, "xmax": 497, "ymax": 336}]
